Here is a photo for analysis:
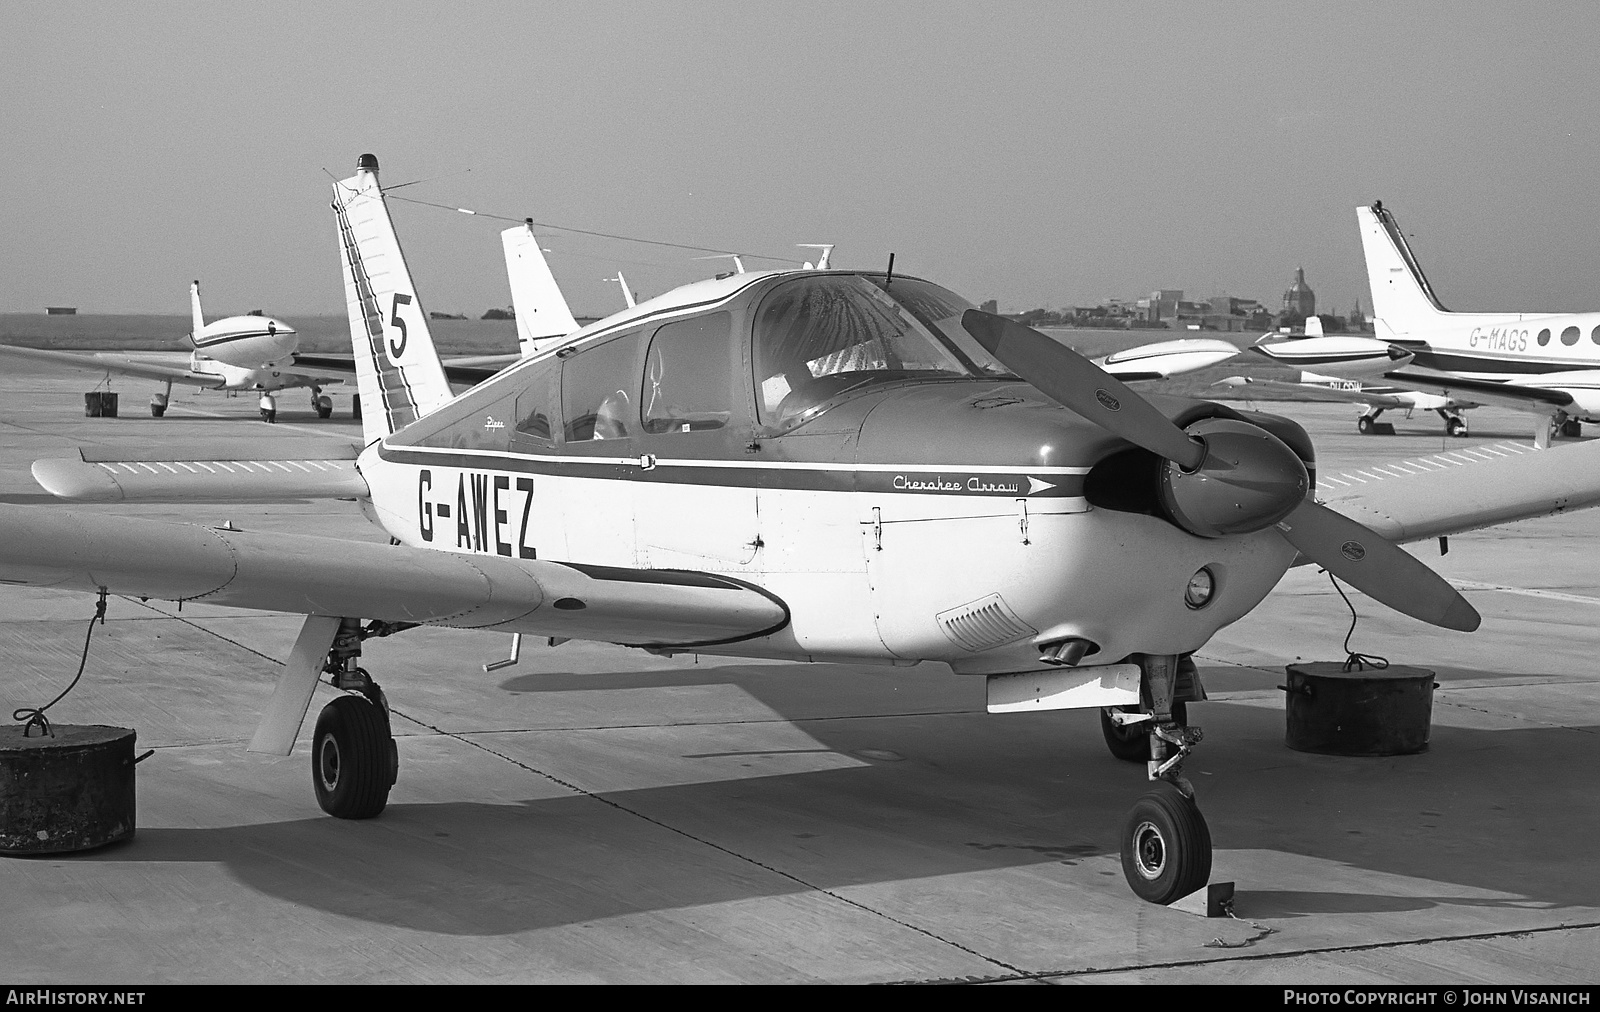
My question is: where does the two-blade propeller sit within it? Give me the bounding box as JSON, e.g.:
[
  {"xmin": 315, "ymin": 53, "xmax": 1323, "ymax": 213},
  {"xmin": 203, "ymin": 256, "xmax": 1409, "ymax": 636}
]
[{"xmin": 961, "ymin": 310, "xmax": 1479, "ymax": 632}]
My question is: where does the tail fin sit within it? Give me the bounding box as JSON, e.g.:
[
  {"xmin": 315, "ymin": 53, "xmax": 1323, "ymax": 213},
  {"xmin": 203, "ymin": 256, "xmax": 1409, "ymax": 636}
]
[
  {"xmin": 189, "ymin": 280, "xmax": 205, "ymax": 336},
  {"xmin": 1303, "ymin": 315, "xmax": 1324, "ymax": 338},
  {"xmin": 1357, "ymin": 203, "xmax": 1450, "ymax": 339},
  {"xmin": 332, "ymin": 153, "xmax": 454, "ymax": 444},
  {"xmin": 500, "ymin": 222, "xmax": 579, "ymax": 358}
]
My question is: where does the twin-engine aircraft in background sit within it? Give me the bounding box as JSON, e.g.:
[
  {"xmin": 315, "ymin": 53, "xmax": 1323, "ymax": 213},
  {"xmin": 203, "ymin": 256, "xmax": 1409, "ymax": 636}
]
[
  {"xmin": 1237, "ymin": 204, "xmax": 1600, "ymax": 444},
  {"xmin": 0, "ymin": 282, "xmax": 349, "ymax": 422},
  {"xmin": 1352, "ymin": 201, "xmax": 1600, "ymax": 446},
  {"xmin": 12, "ymin": 155, "xmax": 1600, "ymax": 907}
]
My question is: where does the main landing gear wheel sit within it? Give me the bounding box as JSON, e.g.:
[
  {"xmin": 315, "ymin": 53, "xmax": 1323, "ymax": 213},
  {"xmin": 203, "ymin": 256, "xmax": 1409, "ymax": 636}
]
[
  {"xmin": 1100, "ymin": 700, "xmax": 1187, "ymax": 762},
  {"xmin": 1357, "ymin": 414, "xmax": 1375, "ymax": 434},
  {"xmin": 1447, "ymin": 416, "xmax": 1468, "ymax": 438},
  {"xmin": 1120, "ymin": 780, "xmax": 1213, "ymax": 904},
  {"xmin": 312, "ymin": 694, "xmax": 395, "ymax": 819},
  {"xmin": 314, "ymin": 394, "xmax": 334, "ymax": 419},
  {"xmin": 149, "ymin": 403, "xmax": 166, "ymax": 418}
]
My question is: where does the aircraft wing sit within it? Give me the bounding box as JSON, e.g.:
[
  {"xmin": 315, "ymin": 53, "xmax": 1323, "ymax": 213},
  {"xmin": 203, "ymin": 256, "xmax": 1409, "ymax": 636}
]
[
  {"xmin": 1383, "ymin": 369, "xmax": 1574, "ymax": 413},
  {"xmin": 292, "ymin": 352, "xmax": 509, "ymax": 386},
  {"xmin": 0, "ymin": 504, "xmax": 788, "ymax": 649},
  {"xmin": 0, "ymin": 344, "xmax": 226, "ymax": 387},
  {"xmin": 30, "ymin": 438, "xmax": 368, "ymax": 503},
  {"xmin": 1213, "ymin": 375, "xmax": 1442, "ymax": 410},
  {"xmin": 1319, "ymin": 438, "xmax": 1600, "ymax": 544}
]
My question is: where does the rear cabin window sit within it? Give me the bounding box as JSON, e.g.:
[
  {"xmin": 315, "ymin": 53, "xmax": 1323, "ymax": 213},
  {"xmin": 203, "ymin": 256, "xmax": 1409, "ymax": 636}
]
[
  {"xmin": 561, "ymin": 332, "xmax": 642, "ymax": 442},
  {"xmin": 642, "ymin": 312, "xmax": 733, "ymax": 434},
  {"xmin": 511, "ymin": 359, "xmax": 558, "ymax": 448}
]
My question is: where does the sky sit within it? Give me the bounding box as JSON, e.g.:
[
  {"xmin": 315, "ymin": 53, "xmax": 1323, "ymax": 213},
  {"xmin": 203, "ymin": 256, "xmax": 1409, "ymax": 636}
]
[{"xmin": 5, "ymin": 2, "xmax": 1600, "ymax": 318}]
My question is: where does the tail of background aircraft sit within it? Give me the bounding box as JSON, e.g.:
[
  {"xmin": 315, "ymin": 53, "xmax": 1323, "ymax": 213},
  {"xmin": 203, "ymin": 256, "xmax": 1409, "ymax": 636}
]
[
  {"xmin": 189, "ymin": 280, "xmax": 205, "ymax": 336},
  {"xmin": 500, "ymin": 222, "xmax": 579, "ymax": 358},
  {"xmin": 1358, "ymin": 203, "xmax": 1451, "ymax": 339},
  {"xmin": 333, "ymin": 153, "xmax": 454, "ymax": 445}
]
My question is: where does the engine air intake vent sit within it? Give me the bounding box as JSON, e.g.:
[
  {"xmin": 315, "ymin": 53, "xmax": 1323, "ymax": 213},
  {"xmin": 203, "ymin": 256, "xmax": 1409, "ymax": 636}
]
[{"xmin": 936, "ymin": 594, "xmax": 1037, "ymax": 653}]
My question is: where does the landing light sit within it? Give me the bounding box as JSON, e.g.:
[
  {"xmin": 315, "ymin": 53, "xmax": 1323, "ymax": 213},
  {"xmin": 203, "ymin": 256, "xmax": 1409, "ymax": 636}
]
[{"xmin": 1184, "ymin": 567, "xmax": 1215, "ymax": 609}]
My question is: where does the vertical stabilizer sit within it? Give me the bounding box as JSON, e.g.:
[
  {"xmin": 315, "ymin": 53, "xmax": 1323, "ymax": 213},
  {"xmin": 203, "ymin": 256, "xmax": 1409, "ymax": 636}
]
[
  {"xmin": 189, "ymin": 281, "xmax": 205, "ymax": 336},
  {"xmin": 1304, "ymin": 315, "xmax": 1324, "ymax": 338},
  {"xmin": 332, "ymin": 154, "xmax": 454, "ymax": 444},
  {"xmin": 500, "ymin": 222, "xmax": 579, "ymax": 358},
  {"xmin": 1358, "ymin": 203, "xmax": 1450, "ymax": 339}
]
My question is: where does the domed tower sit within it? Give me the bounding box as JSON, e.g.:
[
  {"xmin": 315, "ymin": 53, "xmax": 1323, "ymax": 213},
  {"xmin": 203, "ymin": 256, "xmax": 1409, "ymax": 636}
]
[{"xmin": 1281, "ymin": 266, "xmax": 1316, "ymax": 318}]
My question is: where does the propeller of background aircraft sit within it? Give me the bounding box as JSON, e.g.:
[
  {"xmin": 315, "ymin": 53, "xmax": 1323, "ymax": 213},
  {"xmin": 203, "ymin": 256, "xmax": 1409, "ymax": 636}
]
[{"xmin": 961, "ymin": 310, "xmax": 1480, "ymax": 632}]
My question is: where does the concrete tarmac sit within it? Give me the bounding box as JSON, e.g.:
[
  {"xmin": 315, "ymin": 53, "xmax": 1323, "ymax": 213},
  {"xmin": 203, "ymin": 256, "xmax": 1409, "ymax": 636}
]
[{"xmin": 0, "ymin": 364, "xmax": 1596, "ymax": 984}]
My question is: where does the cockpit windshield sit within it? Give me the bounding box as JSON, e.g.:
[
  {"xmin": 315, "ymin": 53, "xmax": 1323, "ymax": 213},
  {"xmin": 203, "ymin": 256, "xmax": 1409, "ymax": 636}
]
[{"xmin": 752, "ymin": 274, "xmax": 1012, "ymax": 426}]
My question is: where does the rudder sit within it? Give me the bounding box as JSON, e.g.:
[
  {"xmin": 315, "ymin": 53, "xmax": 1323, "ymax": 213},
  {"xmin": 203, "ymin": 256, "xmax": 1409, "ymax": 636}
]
[
  {"xmin": 1358, "ymin": 203, "xmax": 1450, "ymax": 339},
  {"xmin": 501, "ymin": 221, "xmax": 579, "ymax": 358},
  {"xmin": 332, "ymin": 154, "xmax": 454, "ymax": 444}
]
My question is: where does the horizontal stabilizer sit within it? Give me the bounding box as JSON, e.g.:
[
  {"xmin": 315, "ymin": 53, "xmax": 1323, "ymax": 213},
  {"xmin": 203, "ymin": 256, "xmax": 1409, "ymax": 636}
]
[
  {"xmin": 1322, "ymin": 438, "xmax": 1600, "ymax": 544},
  {"xmin": 0, "ymin": 505, "xmax": 789, "ymax": 648},
  {"xmin": 32, "ymin": 439, "xmax": 366, "ymax": 502}
]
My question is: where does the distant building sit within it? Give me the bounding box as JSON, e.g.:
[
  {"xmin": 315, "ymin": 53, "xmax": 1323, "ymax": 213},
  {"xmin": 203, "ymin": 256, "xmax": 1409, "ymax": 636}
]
[
  {"xmin": 1348, "ymin": 298, "xmax": 1368, "ymax": 332},
  {"xmin": 45, "ymin": 306, "xmax": 76, "ymax": 315},
  {"xmin": 1281, "ymin": 267, "xmax": 1315, "ymax": 319}
]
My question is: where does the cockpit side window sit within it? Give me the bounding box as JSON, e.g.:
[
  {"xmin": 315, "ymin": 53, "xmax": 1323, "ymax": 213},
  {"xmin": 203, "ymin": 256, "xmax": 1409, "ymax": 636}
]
[
  {"xmin": 751, "ymin": 275, "xmax": 974, "ymax": 425},
  {"xmin": 560, "ymin": 332, "xmax": 642, "ymax": 443},
  {"xmin": 642, "ymin": 312, "xmax": 733, "ymax": 434}
]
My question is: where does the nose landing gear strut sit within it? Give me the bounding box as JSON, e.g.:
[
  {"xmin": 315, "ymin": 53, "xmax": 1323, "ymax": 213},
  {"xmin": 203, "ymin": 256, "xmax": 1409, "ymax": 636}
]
[{"xmin": 1118, "ymin": 653, "xmax": 1212, "ymax": 904}]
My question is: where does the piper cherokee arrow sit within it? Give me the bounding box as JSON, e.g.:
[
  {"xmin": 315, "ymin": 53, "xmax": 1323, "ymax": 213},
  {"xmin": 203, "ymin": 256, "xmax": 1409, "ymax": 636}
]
[{"xmin": 14, "ymin": 155, "xmax": 1600, "ymax": 905}]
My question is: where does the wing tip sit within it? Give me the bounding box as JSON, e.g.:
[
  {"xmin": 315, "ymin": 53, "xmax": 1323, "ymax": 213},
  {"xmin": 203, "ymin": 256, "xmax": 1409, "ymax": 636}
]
[{"xmin": 31, "ymin": 459, "xmax": 121, "ymax": 503}]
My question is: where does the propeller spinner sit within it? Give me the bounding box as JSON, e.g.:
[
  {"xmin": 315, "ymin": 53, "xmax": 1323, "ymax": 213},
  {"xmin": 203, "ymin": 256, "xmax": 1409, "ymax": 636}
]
[{"xmin": 961, "ymin": 310, "xmax": 1479, "ymax": 632}]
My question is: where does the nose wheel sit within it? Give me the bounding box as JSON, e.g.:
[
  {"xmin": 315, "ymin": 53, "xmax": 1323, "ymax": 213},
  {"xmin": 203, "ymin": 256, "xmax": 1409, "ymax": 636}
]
[
  {"xmin": 1114, "ymin": 653, "xmax": 1214, "ymax": 904},
  {"xmin": 1122, "ymin": 780, "xmax": 1212, "ymax": 904}
]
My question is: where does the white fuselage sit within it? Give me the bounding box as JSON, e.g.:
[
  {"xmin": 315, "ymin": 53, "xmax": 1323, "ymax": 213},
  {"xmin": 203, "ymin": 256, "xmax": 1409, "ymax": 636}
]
[
  {"xmin": 354, "ymin": 444, "xmax": 1298, "ymax": 675},
  {"xmin": 1383, "ymin": 312, "xmax": 1600, "ymax": 417}
]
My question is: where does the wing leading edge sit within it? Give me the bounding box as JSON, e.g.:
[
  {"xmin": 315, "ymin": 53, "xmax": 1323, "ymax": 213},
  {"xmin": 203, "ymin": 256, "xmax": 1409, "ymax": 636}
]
[
  {"xmin": 1321, "ymin": 438, "xmax": 1600, "ymax": 544},
  {"xmin": 32, "ymin": 439, "xmax": 369, "ymax": 503},
  {"xmin": 0, "ymin": 504, "xmax": 788, "ymax": 648}
]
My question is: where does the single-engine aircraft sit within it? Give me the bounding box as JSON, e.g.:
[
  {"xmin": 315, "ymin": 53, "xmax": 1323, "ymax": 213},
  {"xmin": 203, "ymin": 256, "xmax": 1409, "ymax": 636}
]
[
  {"xmin": 1225, "ymin": 316, "xmax": 1479, "ymax": 437},
  {"xmin": 12, "ymin": 155, "xmax": 1600, "ymax": 906},
  {"xmin": 1348, "ymin": 202, "xmax": 1600, "ymax": 446},
  {"xmin": 0, "ymin": 282, "xmax": 349, "ymax": 421}
]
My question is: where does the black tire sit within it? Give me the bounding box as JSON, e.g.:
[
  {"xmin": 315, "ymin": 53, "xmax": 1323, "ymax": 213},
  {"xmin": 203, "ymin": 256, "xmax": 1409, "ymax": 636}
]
[
  {"xmin": 1447, "ymin": 417, "xmax": 1467, "ymax": 438},
  {"xmin": 1101, "ymin": 700, "xmax": 1187, "ymax": 762},
  {"xmin": 351, "ymin": 394, "xmax": 362, "ymax": 420},
  {"xmin": 1561, "ymin": 419, "xmax": 1582, "ymax": 438},
  {"xmin": 1121, "ymin": 781, "xmax": 1212, "ymax": 904},
  {"xmin": 312, "ymin": 694, "xmax": 393, "ymax": 819},
  {"xmin": 150, "ymin": 404, "xmax": 166, "ymax": 418},
  {"xmin": 1357, "ymin": 415, "xmax": 1374, "ymax": 434}
]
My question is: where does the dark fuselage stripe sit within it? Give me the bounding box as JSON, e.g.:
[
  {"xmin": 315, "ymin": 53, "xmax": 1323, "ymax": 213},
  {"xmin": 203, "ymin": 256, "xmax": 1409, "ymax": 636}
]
[
  {"xmin": 377, "ymin": 445, "xmax": 1086, "ymax": 496},
  {"xmin": 1406, "ymin": 348, "xmax": 1593, "ymax": 375},
  {"xmin": 191, "ymin": 330, "xmax": 285, "ymax": 348}
]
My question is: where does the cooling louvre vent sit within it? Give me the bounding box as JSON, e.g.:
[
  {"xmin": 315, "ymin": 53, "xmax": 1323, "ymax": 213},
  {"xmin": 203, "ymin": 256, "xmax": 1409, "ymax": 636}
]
[{"xmin": 936, "ymin": 594, "xmax": 1037, "ymax": 652}]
